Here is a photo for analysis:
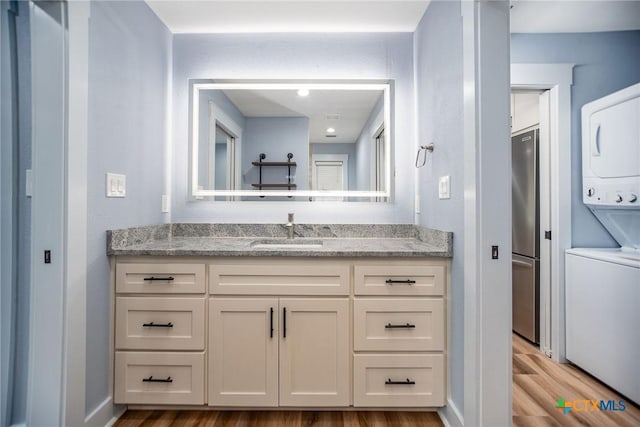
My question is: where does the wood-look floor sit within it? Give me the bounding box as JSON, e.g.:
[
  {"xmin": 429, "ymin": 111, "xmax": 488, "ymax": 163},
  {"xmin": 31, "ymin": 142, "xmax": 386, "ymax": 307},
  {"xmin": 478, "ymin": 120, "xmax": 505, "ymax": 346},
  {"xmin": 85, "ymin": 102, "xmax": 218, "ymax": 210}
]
[
  {"xmin": 512, "ymin": 333, "xmax": 640, "ymax": 427},
  {"xmin": 114, "ymin": 411, "xmax": 444, "ymax": 427}
]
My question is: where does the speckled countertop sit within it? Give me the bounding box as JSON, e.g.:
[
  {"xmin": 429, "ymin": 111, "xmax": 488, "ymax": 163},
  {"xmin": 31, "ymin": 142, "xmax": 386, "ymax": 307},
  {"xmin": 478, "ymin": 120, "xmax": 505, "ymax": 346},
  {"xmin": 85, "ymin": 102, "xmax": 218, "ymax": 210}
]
[{"xmin": 107, "ymin": 223, "xmax": 453, "ymax": 258}]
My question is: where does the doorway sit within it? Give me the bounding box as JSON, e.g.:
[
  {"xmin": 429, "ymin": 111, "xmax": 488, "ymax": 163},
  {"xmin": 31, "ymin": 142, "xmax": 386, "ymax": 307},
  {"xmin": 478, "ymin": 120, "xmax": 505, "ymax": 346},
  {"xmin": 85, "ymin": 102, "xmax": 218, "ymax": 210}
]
[
  {"xmin": 511, "ymin": 63, "xmax": 574, "ymax": 364},
  {"xmin": 311, "ymin": 154, "xmax": 349, "ymax": 200},
  {"xmin": 510, "ymin": 89, "xmax": 551, "ymax": 354},
  {"xmin": 510, "ymin": 64, "xmax": 574, "ymax": 425}
]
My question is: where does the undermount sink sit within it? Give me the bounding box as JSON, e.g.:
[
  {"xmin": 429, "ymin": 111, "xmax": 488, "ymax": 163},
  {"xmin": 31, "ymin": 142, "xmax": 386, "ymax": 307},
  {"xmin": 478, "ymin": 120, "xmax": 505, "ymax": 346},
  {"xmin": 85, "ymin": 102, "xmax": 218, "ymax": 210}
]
[{"xmin": 251, "ymin": 239, "xmax": 324, "ymax": 249}]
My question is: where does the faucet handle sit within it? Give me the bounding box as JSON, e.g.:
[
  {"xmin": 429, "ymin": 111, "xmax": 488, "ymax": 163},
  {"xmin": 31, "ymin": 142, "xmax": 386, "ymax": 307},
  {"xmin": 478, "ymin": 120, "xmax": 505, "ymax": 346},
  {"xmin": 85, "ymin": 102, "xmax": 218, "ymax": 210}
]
[{"xmin": 287, "ymin": 213, "xmax": 294, "ymax": 223}]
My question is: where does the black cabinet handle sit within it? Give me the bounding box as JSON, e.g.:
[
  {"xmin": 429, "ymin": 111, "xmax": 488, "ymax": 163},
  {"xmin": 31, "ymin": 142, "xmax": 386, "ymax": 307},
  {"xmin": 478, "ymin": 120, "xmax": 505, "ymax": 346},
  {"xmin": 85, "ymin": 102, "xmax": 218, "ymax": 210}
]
[
  {"xmin": 283, "ymin": 307, "xmax": 287, "ymax": 338},
  {"xmin": 385, "ymin": 378, "xmax": 415, "ymax": 385},
  {"xmin": 385, "ymin": 279, "xmax": 416, "ymax": 285},
  {"xmin": 142, "ymin": 322, "xmax": 173, "ymax": 328},
  {"xmin": 270, "ymin": 307, "xmax": 274, "ymax": 338},
  {"xmin": 385, "ymin": 323, "xmax": 416, "ymax": 329},
  {"xmin": 143, "ymin": 376, "xmax": 173, "ymax": 383},
  {"xmin": 143, "ymin": 276, "xmax": 175, "ymax": 281}
]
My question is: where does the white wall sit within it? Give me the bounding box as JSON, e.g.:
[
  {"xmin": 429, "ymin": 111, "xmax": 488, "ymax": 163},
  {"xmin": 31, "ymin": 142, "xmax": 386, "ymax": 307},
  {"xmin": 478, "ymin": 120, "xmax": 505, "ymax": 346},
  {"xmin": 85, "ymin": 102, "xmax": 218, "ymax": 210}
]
[{"xmin": 171, "ymin": 33, "xmax": 415, "ymax": 223}]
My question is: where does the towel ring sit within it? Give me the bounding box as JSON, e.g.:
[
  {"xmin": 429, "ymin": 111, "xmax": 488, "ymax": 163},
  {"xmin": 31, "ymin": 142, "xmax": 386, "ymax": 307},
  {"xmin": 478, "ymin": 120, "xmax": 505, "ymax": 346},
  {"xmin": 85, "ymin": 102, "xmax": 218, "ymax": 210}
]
[{"xmin": 415, "ymin": 143, "xmax": 435, "ymax": 168}]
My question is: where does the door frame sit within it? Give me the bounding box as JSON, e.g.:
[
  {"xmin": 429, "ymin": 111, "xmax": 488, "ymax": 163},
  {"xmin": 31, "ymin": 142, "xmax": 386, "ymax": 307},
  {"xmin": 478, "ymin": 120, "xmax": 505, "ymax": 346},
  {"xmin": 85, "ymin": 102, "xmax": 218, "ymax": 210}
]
[
  {"xmin": 511, "ymin": 63, "xmax": 573, "ymax": 363},
  {"xmin": 461, "ymin": 2, "xmax": 512, "ymax": 426}
]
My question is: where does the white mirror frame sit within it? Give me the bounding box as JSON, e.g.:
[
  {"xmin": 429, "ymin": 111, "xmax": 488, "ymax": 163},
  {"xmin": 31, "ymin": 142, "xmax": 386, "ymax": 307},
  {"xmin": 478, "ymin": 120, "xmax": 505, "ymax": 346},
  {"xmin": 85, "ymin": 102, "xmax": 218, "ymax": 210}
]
[{"xmin": 190, "ymin": 81, "xmax": 392, "ymax": 199}]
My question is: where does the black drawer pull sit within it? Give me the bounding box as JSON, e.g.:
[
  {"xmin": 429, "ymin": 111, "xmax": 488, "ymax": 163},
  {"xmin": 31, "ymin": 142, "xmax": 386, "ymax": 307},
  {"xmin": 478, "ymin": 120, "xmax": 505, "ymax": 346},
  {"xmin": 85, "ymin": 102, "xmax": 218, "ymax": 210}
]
[
  {"xmin": 270, "ymin": 307, "xmax": 274, "ymax": 338},
  {"xmin": 283, "ymin": 307, "xmax": 287, "ymax": 338},
  {"xmin": 143, "ymin": 276, "xmax": 175, "ymax": 281},
  {"xmin": 142, "ymin": 376, "xmax": 173, "ymax": 383},
  {"xmin": 142, "ymin": 322, "xmax": 174, "ymax": 328},
  {"xmin": 385, "ymin": 323, "xmax": 416, "ymax": 329},
  {"xmin": 385, "ymin": 279, "xmax": 416, "ymax": 285},
  {"xmin": 385, "ymin": 378, "xmax": 415, "ymax": 385}
]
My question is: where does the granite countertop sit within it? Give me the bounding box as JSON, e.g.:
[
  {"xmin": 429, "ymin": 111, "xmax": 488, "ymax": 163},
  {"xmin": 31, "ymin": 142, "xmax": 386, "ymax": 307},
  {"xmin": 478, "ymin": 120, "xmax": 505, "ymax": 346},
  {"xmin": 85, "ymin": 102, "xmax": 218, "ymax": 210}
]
[{"xmin": 107, "ymin": 224, "xmax": 453, "ymax": 258}]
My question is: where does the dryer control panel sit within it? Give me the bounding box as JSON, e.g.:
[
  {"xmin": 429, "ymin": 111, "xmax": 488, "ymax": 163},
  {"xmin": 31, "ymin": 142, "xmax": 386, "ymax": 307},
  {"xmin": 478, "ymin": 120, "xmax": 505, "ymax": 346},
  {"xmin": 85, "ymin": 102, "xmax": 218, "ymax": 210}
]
[{"xmin": 584, "ymin": 178, "xmax": 640, "ymax": 206}]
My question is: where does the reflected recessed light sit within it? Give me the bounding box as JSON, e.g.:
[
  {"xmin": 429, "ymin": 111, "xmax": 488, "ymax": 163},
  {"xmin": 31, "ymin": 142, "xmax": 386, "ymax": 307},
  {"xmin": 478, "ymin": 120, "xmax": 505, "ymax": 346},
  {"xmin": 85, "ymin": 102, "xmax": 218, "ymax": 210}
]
[
  {"xmin": 297, "ymin": 89, "xmax": 309, "ymax": 97},
  {"xmin": 326, "ymin": 127, "xmax": 336, "ymax": 133}
]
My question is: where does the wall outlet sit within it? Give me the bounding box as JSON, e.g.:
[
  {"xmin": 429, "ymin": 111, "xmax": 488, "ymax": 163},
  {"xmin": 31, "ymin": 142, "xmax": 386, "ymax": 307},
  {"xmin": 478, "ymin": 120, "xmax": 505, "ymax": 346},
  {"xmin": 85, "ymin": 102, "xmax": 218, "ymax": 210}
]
[
  {"xmin": 106, "ymin": 173, "xmax": 126, "ymax": 198},
  {"xmin": 439, "ymin": 175, "xmax": 450, "ymax": 199}
]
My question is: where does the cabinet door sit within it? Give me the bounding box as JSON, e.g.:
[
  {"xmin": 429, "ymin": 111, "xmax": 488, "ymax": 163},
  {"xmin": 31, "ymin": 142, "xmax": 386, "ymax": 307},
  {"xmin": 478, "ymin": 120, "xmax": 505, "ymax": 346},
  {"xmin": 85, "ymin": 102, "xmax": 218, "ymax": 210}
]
[
  {"xmin": 209, "ymin": 298, "xmax": 279, "ymax": 406},
  {"xmin": 279, "ymin": 298, "xmax": 349, "ymax": 407}
]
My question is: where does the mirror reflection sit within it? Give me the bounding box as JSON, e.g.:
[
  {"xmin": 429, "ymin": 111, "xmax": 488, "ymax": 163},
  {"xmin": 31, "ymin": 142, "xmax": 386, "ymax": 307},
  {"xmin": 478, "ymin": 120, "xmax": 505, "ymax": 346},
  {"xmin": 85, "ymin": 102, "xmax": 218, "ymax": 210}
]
[{"xmin": 191, "ymin": 81, "xmax": 390, "ymax": 200}]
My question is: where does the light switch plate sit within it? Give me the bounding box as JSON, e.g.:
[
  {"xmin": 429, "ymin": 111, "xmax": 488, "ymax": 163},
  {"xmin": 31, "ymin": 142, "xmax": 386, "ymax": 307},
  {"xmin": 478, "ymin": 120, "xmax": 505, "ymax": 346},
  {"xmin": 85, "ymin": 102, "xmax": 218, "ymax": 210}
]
[
  {"xmin": 106, "ymin": 173, "xmax": 126, "ymax": 198},
  {"xmin": 439, "ymin": 175, "xmax": 450, "ymax": 199},
  {"xmin": 161, "ymin": 195, "xmax": 170, "ymax": 213}
]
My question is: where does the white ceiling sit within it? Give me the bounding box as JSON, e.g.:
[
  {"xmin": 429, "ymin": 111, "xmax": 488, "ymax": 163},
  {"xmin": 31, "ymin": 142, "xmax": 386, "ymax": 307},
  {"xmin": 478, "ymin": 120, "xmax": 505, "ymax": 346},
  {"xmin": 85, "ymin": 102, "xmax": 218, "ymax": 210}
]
[
  {"xmin": 510, "ymin": 0, "xmax": 640, "ymax": 33},
  {"xmin": 146, "ymin": 0, "xmax": 640, "ymax": 34},
  {"xmin": 219, "ymin": 88, "xmax": 382, "ymax": 144},
  {"xmin": 145, "ymin": 1, "xmax": 431, "ymax": 33}
]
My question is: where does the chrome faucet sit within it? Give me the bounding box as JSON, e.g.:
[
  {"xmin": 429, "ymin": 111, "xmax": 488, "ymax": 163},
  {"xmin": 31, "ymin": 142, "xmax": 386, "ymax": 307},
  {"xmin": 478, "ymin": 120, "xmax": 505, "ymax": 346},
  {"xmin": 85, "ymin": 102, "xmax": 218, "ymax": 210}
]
[{"xmin": 286, "ymin": 213, "xmax": 295, "ymax": 239}]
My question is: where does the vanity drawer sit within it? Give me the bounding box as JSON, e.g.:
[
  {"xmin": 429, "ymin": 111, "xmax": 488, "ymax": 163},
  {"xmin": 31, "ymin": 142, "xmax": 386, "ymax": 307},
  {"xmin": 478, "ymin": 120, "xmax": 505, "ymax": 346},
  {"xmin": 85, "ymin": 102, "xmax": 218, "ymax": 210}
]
[
  {"xmin": 209, "ymin": 263, "xmax": 349, "ymax": 295},
  {"xmin": 354, "ymin": 298, "xmax": 444, "ymax": 351},
  {"xmin": 354, "ymin": 264, "xmax": 445, "ymax": 296},
  {"xmin": 115, "ymin": 297, "xmax": 205, "ymax": 350},
  {"xmin": 114, "ymin": 351, "xmax": 205, "ymax": 405},
  {"xmin": 116, "ymin": 263, "xmax": 205, "ymax": 294},
  {"xmin": 353, "ymin": 354, "xmax": 445, "ymax": 407}
]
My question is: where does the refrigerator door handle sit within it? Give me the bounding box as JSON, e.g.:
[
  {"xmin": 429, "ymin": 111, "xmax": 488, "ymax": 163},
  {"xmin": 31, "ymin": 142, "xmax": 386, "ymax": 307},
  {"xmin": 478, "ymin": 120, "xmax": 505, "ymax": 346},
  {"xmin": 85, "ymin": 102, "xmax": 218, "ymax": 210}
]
[{"xmin": 512, "ymin": 259, "xmax": 534, "ymax": 268}]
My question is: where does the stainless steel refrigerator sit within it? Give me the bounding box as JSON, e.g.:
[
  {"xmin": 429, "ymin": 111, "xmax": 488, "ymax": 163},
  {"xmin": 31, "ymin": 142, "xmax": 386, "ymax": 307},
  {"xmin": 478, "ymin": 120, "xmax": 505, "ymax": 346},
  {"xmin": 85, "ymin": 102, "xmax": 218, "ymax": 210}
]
[{"xmin": 512, "ymin": 129, "xmax": 540, "ymax": 343}]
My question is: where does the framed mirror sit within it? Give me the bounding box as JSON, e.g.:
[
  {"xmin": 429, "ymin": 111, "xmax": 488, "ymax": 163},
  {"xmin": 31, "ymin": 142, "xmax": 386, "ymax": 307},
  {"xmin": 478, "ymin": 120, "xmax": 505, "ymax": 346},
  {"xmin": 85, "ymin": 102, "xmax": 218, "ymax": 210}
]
[{"xmin": 190, "ymin": 80, "xmax": 391, "ymax": 201}]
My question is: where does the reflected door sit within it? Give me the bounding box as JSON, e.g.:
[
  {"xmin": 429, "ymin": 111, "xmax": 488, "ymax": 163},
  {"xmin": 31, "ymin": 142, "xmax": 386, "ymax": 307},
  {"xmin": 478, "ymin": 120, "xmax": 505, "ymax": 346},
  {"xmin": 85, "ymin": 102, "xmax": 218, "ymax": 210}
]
[{"xmin": 314, "ymin": 161, "xmax": 344, "ymax": 191}]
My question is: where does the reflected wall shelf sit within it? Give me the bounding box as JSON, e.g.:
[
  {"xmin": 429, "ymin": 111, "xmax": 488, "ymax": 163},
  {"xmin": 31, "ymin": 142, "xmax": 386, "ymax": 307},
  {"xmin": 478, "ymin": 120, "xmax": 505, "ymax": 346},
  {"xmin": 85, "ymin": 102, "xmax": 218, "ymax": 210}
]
[
  {"xmin": 251, "ymin": 184, "xmax": 297, "ymax": 189},
  {"xmin": 252, "ymin": 153, "xmax": 296, "ymax": 193}
]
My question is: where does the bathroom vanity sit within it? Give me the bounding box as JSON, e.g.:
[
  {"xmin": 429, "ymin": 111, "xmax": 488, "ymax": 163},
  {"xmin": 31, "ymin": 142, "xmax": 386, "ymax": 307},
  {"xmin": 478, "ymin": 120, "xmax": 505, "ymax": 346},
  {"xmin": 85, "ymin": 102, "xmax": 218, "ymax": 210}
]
[{"xmin": 108, "ymin": 224, "xmax": 452, "ymax": 410}]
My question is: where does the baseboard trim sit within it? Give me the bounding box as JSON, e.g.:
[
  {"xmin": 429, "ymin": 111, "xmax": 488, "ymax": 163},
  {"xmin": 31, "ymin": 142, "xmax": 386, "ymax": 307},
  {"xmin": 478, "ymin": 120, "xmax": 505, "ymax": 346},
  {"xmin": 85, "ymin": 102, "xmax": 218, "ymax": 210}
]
[
  {"xmin": 438, "ymin": 399, "xmax": 464, "ymax": 427},
  {"xmin": 84, "ymin": 397, "xmax": 126, "ymax": 427}
]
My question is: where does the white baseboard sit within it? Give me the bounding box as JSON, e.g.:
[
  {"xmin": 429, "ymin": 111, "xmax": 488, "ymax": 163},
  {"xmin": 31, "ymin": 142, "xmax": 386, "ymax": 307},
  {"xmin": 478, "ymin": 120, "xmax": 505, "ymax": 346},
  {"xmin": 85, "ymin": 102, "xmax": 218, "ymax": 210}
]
[
  {"xmin": 84, "ymin": 397, "xmax": 126, "ymax": 427},
  {"xmin": 438, "ymin": 399, "xmax": 464, "ymax": 427}
]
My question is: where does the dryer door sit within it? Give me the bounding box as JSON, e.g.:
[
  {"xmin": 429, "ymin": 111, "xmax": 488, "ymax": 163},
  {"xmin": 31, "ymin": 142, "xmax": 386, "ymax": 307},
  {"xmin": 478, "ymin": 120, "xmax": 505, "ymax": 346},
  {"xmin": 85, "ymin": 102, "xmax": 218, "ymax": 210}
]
[{"xmin": 588, "ymin": 96, "xmax": 640, "ymax": 179}]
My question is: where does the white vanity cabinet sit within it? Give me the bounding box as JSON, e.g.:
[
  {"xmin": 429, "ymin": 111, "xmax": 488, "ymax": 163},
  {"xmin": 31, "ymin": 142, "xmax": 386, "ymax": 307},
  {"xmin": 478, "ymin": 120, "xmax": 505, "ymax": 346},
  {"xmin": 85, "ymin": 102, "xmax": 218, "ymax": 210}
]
[
  {"xmin": 353, "ymin": 262, "xmax": 447, "ymax": 407},
  {"xmin": 207, "ymin": 259, "xmax": 350, "ymax": 407},
  {"xmin": 113, "ymin": 263, "xmax": 206, "ymax": 405},
  {"xmin": 208, "ymin": 297, "xmax": 350, "ymax": 407},
  {"xmin": 112, "ymin": 257, "xmax": 448, "ymax": 409}
]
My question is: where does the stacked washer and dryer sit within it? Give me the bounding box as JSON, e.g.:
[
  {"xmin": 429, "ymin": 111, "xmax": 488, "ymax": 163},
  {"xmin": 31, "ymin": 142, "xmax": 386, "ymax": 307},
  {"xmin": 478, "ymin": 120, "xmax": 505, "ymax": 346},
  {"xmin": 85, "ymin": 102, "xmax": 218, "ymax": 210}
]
[{"xmin": 566, "ymin": 82, "xmax": 640, "ymax": 405}]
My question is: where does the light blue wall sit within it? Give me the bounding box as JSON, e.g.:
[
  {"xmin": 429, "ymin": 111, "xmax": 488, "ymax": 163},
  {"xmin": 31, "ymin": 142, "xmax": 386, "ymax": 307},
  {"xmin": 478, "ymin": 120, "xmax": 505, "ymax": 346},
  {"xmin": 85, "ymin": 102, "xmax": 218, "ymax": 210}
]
[
  {"xmin": 414, "ymin": 0, "xmax": 465, "ymax": 411},
  {"xmin": 354, "ymin": 95, "xmax": 384, "ymax": 192},
  {"xmin": 310, "ymin": 143, "xmax": 357, "ymax": 191},
  {"xmin": 511, "ymin": 30, "xmax": 640, "ymax": 248},
  {"xmin": 0, "ymin": 3, "xmax": 15, "ymax": 426},
  {"xmin": 0, "ymin": 2, "xmax": 32, "ymax": 424},
  {"xmin": 86, "ymin": 0, "xmax": 171, "ymax": 414},
  {"xmin": 242, "ymin": 117, "xmax": 309, "ymax": 191},
  {"xmin": 11, "ymin": 1, "xmax": 32, "ymax": 424},
  {"xmin": 172, "ymin": 33, "xmax": 414, "ymax": 223}
]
